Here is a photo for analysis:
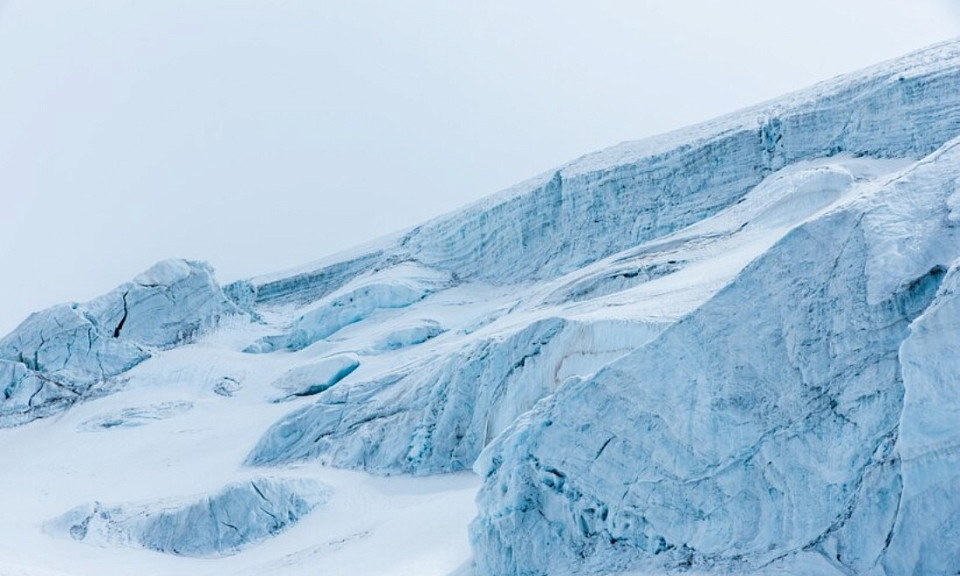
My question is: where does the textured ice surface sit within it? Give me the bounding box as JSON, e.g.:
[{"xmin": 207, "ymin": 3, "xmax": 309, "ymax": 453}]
[
  {"xmin": 469, "ymin": 139, "xmax": 960, "ymax": 575},
  {"xmin": 243, "ymin": 153, "xmax": 911, "ymax": 480},
  {"xmin": 248, "ymin": 318, "xmax": 663, "ymax": 474},
  {"xmin": 0, "ymin": 260, "xmax": 237, "ymax": 426},
  {"xmin": 244, "ymin": 263, "xmax": 451, "ymax": 354},
  {"xmin": 49, "ymin": 478, "xmax": 328, "ymax": 557},
  {"xmin": 368, "ymin": 319, "xmax": 445, "ymax": 352},
  {"xmin": 235, "ymin": 41, "xmax": 960, "ymax": 305},
  {"xmin": 271, "ymin": 354, "xmax": 360, "ymax": 400}
]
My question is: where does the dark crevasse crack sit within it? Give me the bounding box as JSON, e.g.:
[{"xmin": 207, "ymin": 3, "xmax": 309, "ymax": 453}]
[
  {"xmin": 219, "ymin": 520, "xmax": 242, "ymax": 537},
  {"xmin": 882, "ymin": 474, "xmax": 904, "ymax": 553},
  {"xmin": 25, "ymin": 381, "xmax": 45, "ymax": 408},
  {"xmin": 769, "ymin": 265, "xmax": 950, "ymax": 573},
  {"xmin": 595, "ymin": 436, "xmax": 615, "ymax": 459},
  {"xmin": 258, "ymin": 506, "xmax": 281, "ymax": 525},
  {"xmin": 35, "ymin": 373, "xmax": 80, "ymax": 396},
  {"xmin": 113, "ymin": 292, "xmax": 129, "ymax": 338},
  {"xmin": 31, "ymin": 329, "xmax": 46, "ymax": 371},
  {"xmin": 896, "ymin": 264, "xmax": 948, "ymax": 320},
  {"xmin": 250, "ymin": 481, "xmax": 269, "ymax": 503}
]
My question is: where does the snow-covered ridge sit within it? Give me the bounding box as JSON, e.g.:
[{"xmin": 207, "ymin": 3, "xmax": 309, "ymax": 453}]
[
  {"xmin": 238, "ymin": 39, "xmax": 960, "ymax": 296},
  {"xmin": 2, "ymin": 39, "xmax": 960, "ymax": 576}
]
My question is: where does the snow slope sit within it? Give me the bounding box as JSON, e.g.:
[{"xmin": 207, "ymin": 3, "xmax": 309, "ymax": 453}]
[{"xmin": 2, "ymin": 40, "xmax": 960, "ymax": 576}]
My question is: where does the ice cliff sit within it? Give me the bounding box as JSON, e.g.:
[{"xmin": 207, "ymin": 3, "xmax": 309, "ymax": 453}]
[{"xmin": 470, "ymin": 138, "xmax": 960, "ymax": 575}]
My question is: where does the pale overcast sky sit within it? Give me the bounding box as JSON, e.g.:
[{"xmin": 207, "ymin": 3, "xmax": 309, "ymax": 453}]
[{"xmin": 1, "ymin": 1, "xmax": 958, "ymax": 333}]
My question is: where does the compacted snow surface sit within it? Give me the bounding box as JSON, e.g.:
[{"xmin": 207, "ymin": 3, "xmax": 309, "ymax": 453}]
[{"xmin": 3, "ymin": 40, "xmax": 960, "ymax": 575}]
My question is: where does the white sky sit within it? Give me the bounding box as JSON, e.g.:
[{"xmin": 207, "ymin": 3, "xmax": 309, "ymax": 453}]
[{"xmin": 1, "ymin": 1, "xmax": 958, "ymax": 334}]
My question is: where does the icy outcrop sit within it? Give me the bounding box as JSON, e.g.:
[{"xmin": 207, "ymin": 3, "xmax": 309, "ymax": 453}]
[
  {"xmin": 245, "ymin": 263, "xmax": 452, "ymax": 354},
  {"xmin": 243, "ymin": 156, "xmax": 904, "ymax": 480},
  {"xmin": 49, "ymin": 478, "xmax": 327, "ymax": 557},
  {"xmin": 248, "ymin": 318, "xmax": 661, "ymax": 474},
  {"xmin": 540, "ymin": 161, "xmax": 864, "ymax": 308},
  {"xmin": 272, "ymin": 354, "xmax": 360, "ymax": 400},
  {"xmin": 368, "ymin": 320, "xmax": 445, "ymax": 352},
  {"xmin": 0, "ymin": 360, "xmax": 71, "ymax": 424},
  {"xmin": 213, "ymin": 376, "xmax": 243, "ymax": 397},
  {"xmin": 469, "ymin": 139, "xmax": 960, "ymax": 575},
  {"xmin": 0, "ymin": 260, "xmax": 238, "ymax": 426},
  {"xmin": 233, "ymin": 251, "xmax": 384, "ymax": 307}
]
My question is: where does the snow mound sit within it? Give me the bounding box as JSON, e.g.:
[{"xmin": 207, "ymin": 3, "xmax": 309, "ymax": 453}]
[
  {"xmin": 77, "ymin": 401, "xmax": 193, "ymax": 431},
  {"xmin": 272, "ymin": 354, "xmax": 360, "ymax": 400},
  {"xmin": 368, "ymin": 319, "xmax": 446, "ymax": 352},
  {"xmin": 48, "ymin": 477, "xmax": 328, "ymax": 557}
]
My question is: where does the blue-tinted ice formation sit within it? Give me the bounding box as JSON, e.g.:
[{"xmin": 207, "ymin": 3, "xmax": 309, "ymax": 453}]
[
  {"xmin": 0, "ymin": 260, "xmax": 238, "ymax": 426},
  {"xmin": 50, "ymin": 477, "xmax": 327, "ymax": 557},
  {"xmin": 7, "ymin": 40, "xmax": 960, "ymax": 576}
]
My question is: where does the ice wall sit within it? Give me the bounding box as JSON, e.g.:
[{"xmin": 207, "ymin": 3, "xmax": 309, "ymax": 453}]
[
  {"xmin": 394, "ymin": 42, "xmax": 960, "ymax": 284},
  {"xmin": 247, "ymin": 318, "xmax": 661, "ymax": 475},
  {"xmin": 469, "ymin": 139, "xmax": 960, "ymax": 575}
]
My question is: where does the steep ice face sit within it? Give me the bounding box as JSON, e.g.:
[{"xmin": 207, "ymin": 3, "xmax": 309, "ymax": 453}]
[
  {"xmin": 247, "ymin": 318, "xmax": 662, "ymax": 475},
  {"xmin": 243, "ymin": 155, "xmax": 907, "ymax": 480},
  {"xmin": 469, "ymin": 139, "xmax": 960, "ymax": 576},
  {"xmin": 247, "ymin": 319, "xmax": 570, "ymax": 474},
  {"xmin": 226, "ymin": 43, "xmax": 960, "ymax": 307},
  {"xmin": 391, "ymin": 43, "xmax": 960, "ymax": 285},
  {"xmin": 878, "ymin": 264, "xmax": 960, "ymax": 574},
  {"xmin": 48, "ymin": 477, "xmax": 328, "ymax": 557},
  {"xmin": 230, "ymin": 250, "xmax": 384, "ymax": 308},
  {"xmin": 0, "ymin": 359, "xmax": 77, "ymax": 425},
  {"xmin": 0, "ymin": 259, "xmax": 238, "ymax": 426}
]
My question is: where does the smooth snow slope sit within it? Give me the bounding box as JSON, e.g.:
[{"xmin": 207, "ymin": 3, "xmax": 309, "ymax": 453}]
[{"xmin": 2, "ymin": 40, "xmax": 960, "ymax": 576}]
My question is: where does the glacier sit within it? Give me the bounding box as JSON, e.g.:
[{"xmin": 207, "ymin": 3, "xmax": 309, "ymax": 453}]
[{"xmin": 1, "ymin": 40, "xmax": 960, "ymax": 576}]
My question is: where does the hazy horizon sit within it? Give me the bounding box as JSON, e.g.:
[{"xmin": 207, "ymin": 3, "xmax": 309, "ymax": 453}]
[{"xmin": 2, "ymin": 1, "xmax": 959, "ymax": 333}]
